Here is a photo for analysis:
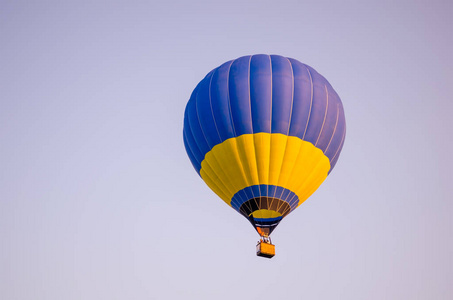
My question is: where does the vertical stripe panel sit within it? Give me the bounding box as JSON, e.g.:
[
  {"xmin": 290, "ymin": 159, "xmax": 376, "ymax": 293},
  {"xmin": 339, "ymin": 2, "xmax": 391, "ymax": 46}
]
[
  {"xmin": 196, "ymin": 71, "xmax": 222, "ymax": 148},
  {"xmin": 303, "ymin": 67, "xmax": 329, "ymax": 144},
  {"xmin": 250, "ymin": 55, "xmax": 272, "ymax": 133},
  {"xmin": 269, "ymin": 134, "xmax": 287, "ymax": 185},
  {"xmin": 329, "ymin": 126, "xmax": 346, "ymax": 172},
  {"xmin": 287, "ymin": 59, "xmax": 312, "ymax": 140},
  {"xmin": 314, "ymin": 85, "xmax": 336, "ymax": 149},
  {"xmin": 324, "ymin": 100, "xmax": 346, "ymax": 161},
  {"xmin": 253, "ymin": 132, "xmax": 271, "ymax": 185},
  {"xmin": 183, "ymin": 105, "xmax": 203, "ymax": 171},
  {"xmin": 187, "ymin": 91, "xmax": 211, "ymax": 157},
  {"xmin": 229, "ymin": 56, "xmax": 253, "ymax": 136},
  {"xmin": 277, "ymin": 136, "xmax": 302, "ymax": 188},
  {"xmin": 270, "ymin": 55, "xmax": 293, "ymax": 134},
  {"xmin": 210, "ymin": 60, "xmax": 235, "ymax": 142}
]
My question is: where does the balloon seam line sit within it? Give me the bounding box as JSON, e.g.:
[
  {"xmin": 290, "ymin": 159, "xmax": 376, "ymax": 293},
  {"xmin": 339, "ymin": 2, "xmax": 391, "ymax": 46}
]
[
  {"xmin": 324, "ymin": 103, "xmax": 340, "ymax": 154},
  {"xmin": 208, "ymin": 70, "xmax": 222, "ymax": 143},
  {"xmin": 194, "ymin": 86, "xmax": 213, "ymax": 152},
  {"xmin": 331, "ymin": 126, "xmax": 346, "ymax": 163},
  {"xmin": 302, "ymin": 66, "xmax": 313, "ymax": 140},
  {"xmin": 315, "ymin": 85, "xmax": 329, "ymax": 147}
]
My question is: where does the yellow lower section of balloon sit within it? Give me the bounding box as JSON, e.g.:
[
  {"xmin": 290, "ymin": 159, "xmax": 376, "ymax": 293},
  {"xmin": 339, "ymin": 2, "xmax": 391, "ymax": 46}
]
[{"xmin": 199, "ymin": 133, "xmax": 331, "ymax": 208}]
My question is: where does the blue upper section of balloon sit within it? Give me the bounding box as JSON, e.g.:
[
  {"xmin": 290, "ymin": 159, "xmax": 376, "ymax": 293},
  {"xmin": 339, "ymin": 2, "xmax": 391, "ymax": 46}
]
[{"xmin": 183, "ymin": 54, "xmax": 346, "ymax": 174}]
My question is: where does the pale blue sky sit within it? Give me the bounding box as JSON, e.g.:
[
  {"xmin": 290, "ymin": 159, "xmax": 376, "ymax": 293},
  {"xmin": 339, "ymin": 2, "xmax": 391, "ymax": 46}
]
[{"xmin": 1, "ymin": 1, "xmax": 452, "ymax": 299}]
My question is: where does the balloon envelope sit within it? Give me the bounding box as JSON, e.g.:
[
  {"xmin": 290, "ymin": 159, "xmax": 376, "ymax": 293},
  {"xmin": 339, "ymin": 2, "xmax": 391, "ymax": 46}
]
[{"xmin": 183, "ymin": 54, "xmax": 345, "ymax": 236}]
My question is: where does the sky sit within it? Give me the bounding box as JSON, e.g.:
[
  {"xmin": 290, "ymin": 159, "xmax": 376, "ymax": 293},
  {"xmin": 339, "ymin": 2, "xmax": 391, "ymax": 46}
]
[{"xmin": 1, "ymin": 0, "xmax": 452, "ymax": 299}]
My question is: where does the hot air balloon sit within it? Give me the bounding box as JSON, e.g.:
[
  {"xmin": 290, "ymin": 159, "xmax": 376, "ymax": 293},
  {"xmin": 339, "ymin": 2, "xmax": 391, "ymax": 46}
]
[{"xmin": 183, "ymin": 54, "xmax": 345, "ymax": 258}]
